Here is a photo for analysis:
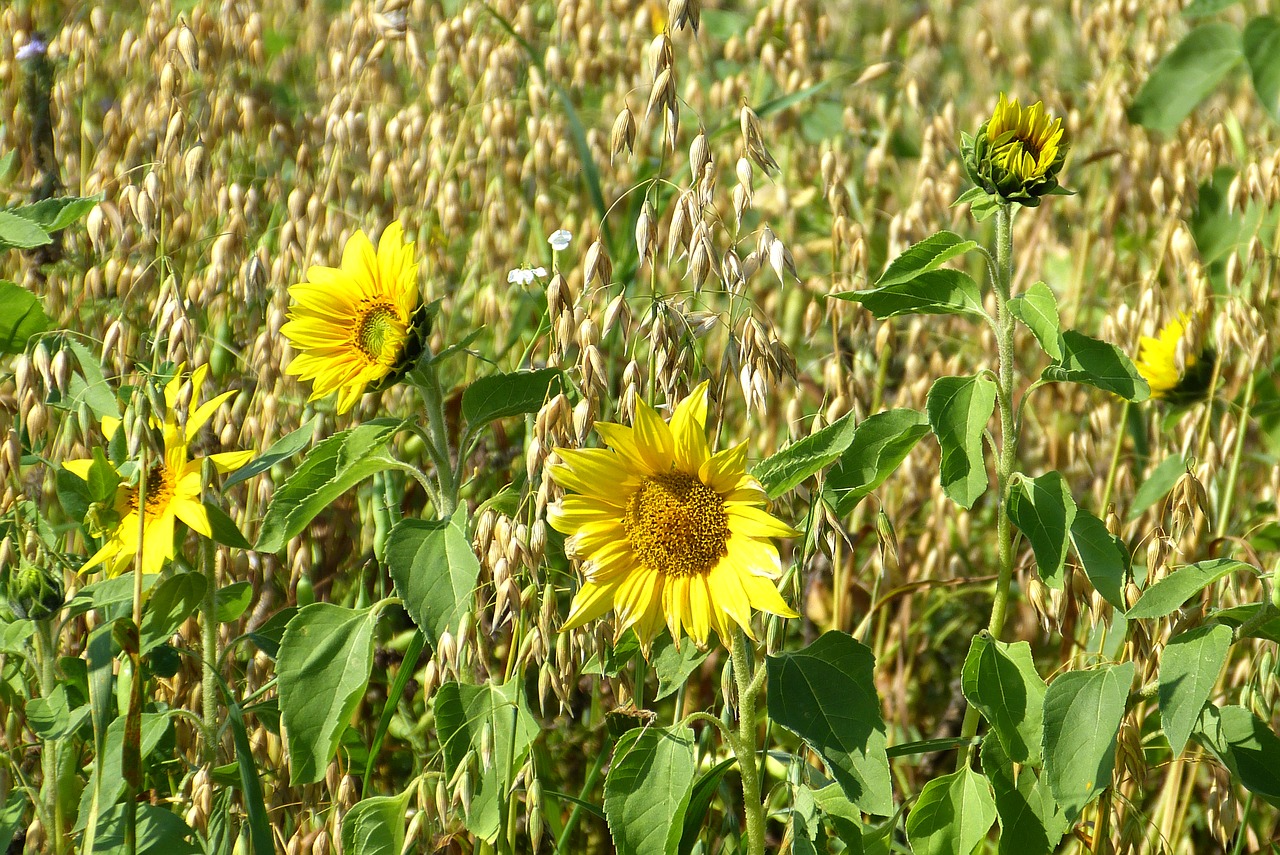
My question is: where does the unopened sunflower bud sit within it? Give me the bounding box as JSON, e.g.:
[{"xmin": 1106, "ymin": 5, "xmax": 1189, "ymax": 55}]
[
  {"xmin": 961, "ymin": 93, "xmax": 1069, "ymax": 207},
  {"xmin": 7, "ymin": 559, "xmax": 64, "ymax": 621}
]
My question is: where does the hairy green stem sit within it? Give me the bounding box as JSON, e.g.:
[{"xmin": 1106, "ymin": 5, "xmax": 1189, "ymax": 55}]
[
  {"xmin": 200, "ymin": 534, "xmax": 218, "ymax": 764},
  {"xmin": 34, "ymin": 621, "xmax": 66, "ymax": 854},
  {"xmin": 730, "ymin": 632, "xmax": 767, "ymax": 855},
  {"xmin": 410, "ymin": 359, "xmax": 459, "ymax": 517},
  {"xmin": 958, "ymin": 203, "xmax": 1018, "ymax": 768}
]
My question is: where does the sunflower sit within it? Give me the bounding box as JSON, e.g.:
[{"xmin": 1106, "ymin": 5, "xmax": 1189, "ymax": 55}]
[
  {"xmin": 282, "ymin": 222, "xmax": 426, "ymax": 414},
  {"xmin": 1135, "ymin": 313, "xmax": 1216, "ymax": 405},
  {"xmin": 63, "ymin": 365, "xmax": 253, "ymax": 577},
  {"xmin": 548, "ymin": 381, "xmax": 799, "ymax": 649},
  {"xmin": 962, "ymin": 93, "xmax": 1069, "ymax": 206}
]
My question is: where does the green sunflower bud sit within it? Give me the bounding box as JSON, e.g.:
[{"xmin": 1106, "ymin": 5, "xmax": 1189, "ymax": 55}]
[
  {"xmin": 7, "ymin": 559, "xmax": 65, "ymax": 621},
  {"xmin": 962, "ymin": 93, "xmax": 1070, "ymax": 207},
  {"xmin": 365, "ymin": 298, "xmax": 438, "ymax": 394}
]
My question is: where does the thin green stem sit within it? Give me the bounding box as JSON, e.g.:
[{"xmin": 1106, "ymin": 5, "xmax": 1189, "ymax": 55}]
[
  {"xmin": 1216, "ymin": 359, "xmax": 1256, "ymax": 535},
  {"xmin": 1100, "ymin": 399, "xmax": 1131, "ymax": 513},
  {"xmin": 554, "ymin": 744, "xmax": 608, "ymax": 854},
  {"xmin": 409, "ymin": 359, "xmax": 459, "ymax": 517},
  {"xmin": 34, "ymin": 621, "xmax": 66, "ymax": 855},
  {"xmin": 200, "ymin": 534, "xmax": 218, "ymax": 765},
  {"xmin": 730, "ymin": 632, "xmax": 766, "ymax": 855}
]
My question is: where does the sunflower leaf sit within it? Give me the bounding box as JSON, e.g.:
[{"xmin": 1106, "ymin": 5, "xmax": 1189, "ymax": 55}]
[
  {"xmin": 254, "ymin": 420, "xmax": 398, "ymax": 553},
  {"xmin": 0, "ymin": 280, "xmax": 52, "ymax": 355},
  {"xmin": 385, "ymin": 507, "xmax": 480, "ymax": 651},
  {"xmin": 222, "ymin": 415, "xmax": 320, "ymax": 490},
  {"xmin": 981, "ymin": 735, "xmax": 1068, "ymax": 855},
  {"xmin": 462, "ymin": 368, "xmax": 564, "ymax": 434},
  {"xmin": 139, "ymin": 572, "xmax": 207, "ymax": 654},
  {"xmin": 1128, "ymin": 23, "xmax": 1243, "ymax": 135},
  {"xmin": 753, "ymin": 410, "xmax": 858, "ymax": 499},
  {"xmin": 340, "ymin": 789, "xmax": 413, "ymax": 855},
  {"xmin": 1160, "ymin": 624, "xmax": 1232, "ymax": 757},
  {"xmin": 1069, "ymin": 509, "xmax": 1128, "ymax": 610},
  {"xmin": 1245, "ymin": 16, "xmax": 1280, "ymax": 120},
  {"xmin": 1193, "ymin": 704, "xmax": 1280, "ymax": 806},
  {"xmin": 604, "ymin": 725, "xmax": 696, "ymax": 855},
  {"xmin": 1008, "ymin": 471, "xmax": 1077, "ymax": 589},
  {"xmin": 1127, "ymin": 559, "xmax": 1255, "ymax": 619},
  {"xmin": 874, "ymin": 231, "xmax": 979, "ymax": 288},
  {"xmin": 904, "ymin": 766, "xmax": 997, "ymax": 855},
  {"xmin": 1042, "ymin": 662, "xmax": 1134, "ymax": 823},
  {"xmin": 832, "ymin": 269, "xmax": 987, "ymax": 321},
  {"xmin": 0, "ymin": 210, "xmax": 52, "ymax": 250},
  {"xmin": 823, "ymin": 408, "xmax": 930, "ymax": 516},
  {"xmin": 10, "ymin": 193, "xmax": 101, "ymax": 233},
  {"xmin": 1042, "ymin": 330, "xmax": 1149, "ymax": 402},
  {"xmin": 926, "ymin": 374, "xmax": 997, "ymax": 510},
  {"xmin": 962, "ymin": 632, "xmax": 1047, "ymax": 766},
  {"xmin": 1008, "ymin": 281, "xmax": 1062, "ymax": 360}
]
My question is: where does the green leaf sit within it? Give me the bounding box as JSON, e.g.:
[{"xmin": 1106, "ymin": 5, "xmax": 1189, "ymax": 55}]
[
  {"xmin": 1160, "ymin": 624, "xmax": 1232, "ymax": 756},
  {"xmin": 810, "ymin": 783, "xmax": 866, "ymax": 849},
  {"xmin": 1043, "ymin": 330, "xmax": 1149, "ymax": 402},
  {"xmin": 954, "ymin": 186, "xmax": 999, "ymax": 222},
  {"xmin": 222, "ymin": 684, "xmax": 274, "ymax": 855},
  {"xmin": 604, "ymin": 725, "xmax": 696, "ymax": 855},
  {"xmin": 677, "ymin": 758, "xmax": 735, "ymax": 855},
  {"xmin": 652, "ymin": 635, "xmax": 710, "ymax": 701},
  {"xmin": 0, "ymin": 618, "xmax": 33, "ymax": 654},
  {"xmin": 1128, "ymin": 559, "xmax": 1254, "ymax": 619},
  {"xmin": 1128, "ymin": 455, "xmax": 1187, "ymax": 520},
  {"xmin": 981, "ymin": 735, "xmax": 1067, "ymax": 855},
  {"xmin": 90, "ymin": 804, "xmax": 200, "ymax": 855},
  {"xmin": 832, "ymin": 269, "xmax": 987, "ymax": 321},
  {"xmin": 435, "ymin": 678, "xmax": 540, "ymax": 842},
  {"xmin": 961, "ymin": 632, "xmax": 1047, "ymax": 766},
  {"xmin": 0, "ymin": 209, "xmax": 52, "ymax": 250},
  {"xmin": 255, "ymin": 421, "xmax": 397, "ymax": 553},
  {"xmin": 11, "ymin": 194, "xmax": 101, "ymax": 233},
  {"xmin": 28, "ymin": 684, "xmax": 89, "ymax": 740},
  {"xmin": 0, "ymin": 280, "xmax": 52, "ymax": 354},
  {"xmin": 462, "ymin": 368, "xmax": 563, "ymax": 431},
  {"xmin": 1069, "ymin": 509, "xmax": 1128, "ymax": 610},
  {"xmin": 277, "ymin": 603, "xmax": 377, "ymax": 785},
  {"xmin": 214, "ymin": 581, "xmax": 253, "ymax": 623},
  {"xmin": 1244, "ymin": 16, "xmax": 1280, "ymax": 120},
  {"xmin": 222, "ymin": 416, "xmax": 319, "ymax": 490},
  {"xmin": 340, "ymin": 789, "xmax": 412, "ymax": 855},
  {"xmin": 767, "ymin": 631, "xmax": 893, "ymax": 815},
  {"xmin": 1194, "ymin": 704, "xmax": 1280, "ymax": 806},
  {"xmin": 824, "ymin": 409, "xmax": 930, "ymax": 516},
  {"xmin": 904, "ymin": 766, "xmax": 996, "ymax": 855},
  {"xmin": 874, "ymin": 231, "xmax": 979, "ymax": 288},
  {"xmin": 1008, "ymin": 282, "xmax": 1062, "ymax": 360},
  {"xmin": 203, "ymin": 501, "xmax": 251, "ymax": 550},
  {"xmin": 1129, "ymin": 23, "xmax": 1244, "ymax": 134},
  {"xmin": 1008, "ymin": 471, "xmax": 1077, "ymax": 589},
  {"xmin": 76, "ymin": 713, "xmax": 171, "ymax": 832},
  {"xmin": 385, "ymin": 507, "xmax": 480, "ymax": 650},
  {"xmin": 0, "ymin": 790, "xmax": 27, "ymax": 854},
  {"xmin": 140, "ymin": 572, "xmax": 208, "ymax": 653},
  {"xmin": 1182, "ymin": 0, "xmax": 1242, "ymax": 17},
  {"xmin": 1042, "ymin": 662, "xmax": 1135, "ymax": 822},
  {"xmin": 926, "ymin": 374, "xmax": 997, "ymax": 509},
  {"xmin": 754, "ymin": 411, "xmax": 858, "ymax": 499}
]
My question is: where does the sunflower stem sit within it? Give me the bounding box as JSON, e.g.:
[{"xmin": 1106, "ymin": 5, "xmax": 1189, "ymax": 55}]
[
  {"xmin": 410, "ymin": 359, "xmax": 458, "ymax": 517},
  {"xmin": 957, "ymin": 201, "xmax": 1019, "ymax": 770},
  {"xmin": 730, "ymin": 631, "xmax": 767, "ymax": 855},
  {"xmin": 34, "ymin": 619, "xmax": 67, "ymax": 855},
  {"xmin": 200, "ymin": 531, "xmax": 219, "ymax": 765}
]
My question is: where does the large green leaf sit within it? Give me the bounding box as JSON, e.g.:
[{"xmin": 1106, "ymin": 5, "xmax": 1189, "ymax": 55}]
[
  {"xmin": 340, "ymin": 789, "xmax": 412, "ymax": 855},
  {"xmin": 435, "ymin": 679, "xmax": 540, "ymax": 842},
  {"xmin": 1042, "ymin": 331, "xmax": 1149, "ymax": 402},
  {"xmin": 604, "ymin": 725, "xmax": 696, "ymax": 855},
  {"xmin": 981, "ymin": 735, "xmax": 1067, "ymax": 855},
  {"xmin": 754, "ymin": 410, "xmax": 858, "ymax": 499},
  {"xmin": 832, "ymin": 269, "xmax": 986, "ymax": 321},
  {"xmin": 1194, "ymin": 704, "xmax": 1280, "ymax": 806},
  {"xmin": 11, "ymin": 194, "xmax": 101, "ymax": 233},
  {"xmin": 385, "ymin": 507, "xmax": 480, "ymax": 650},
  {"xmin": 0, "ymin": 791, "xmax": 27, "ymax": 853},
  {"xmin": 904, "ymin": 766, "xmax": 996, "ymax": 855},
  {"xmin": 255, "ymin": 421, "xmax": 397, "ymax": 553},
  {"xmin": 1069, "ymin": 509, "xmax": 1128, "ymax": 610},
  {"xmin": 1042, "ymin": 662, "xmax": 1134, "ymax": 822},
  {"xmin": 139, "ymin": 572, "xmax": 207, "ymax": 653},
  {"xmin": 0, "ymin": 280, "xmax": 52, "ymax": 354},
  {"xmin": 1128, "ymin": 23, "xmax": 1244, "ymax": 134},
  {"xmin": 926, "ymin": 374, "xmax": 996, "ymax": 509},
  {"xmin": 1127, "ymin": 559, "xmax": 1253, "ymax": 620},
  {"xmin": 1245, "ymin": 16, "xmax": 1280, "ymax": 120},
  {"xmin": 75, "ymin": 713, "xmax": 171, "ymax": 832},
  {"xmin": 874, "ymin": 231, "xmax": 978, "ymax": 287},
  {"xmin": 1128, "ymin": 455, "xmax": 1187, "ymax": 520},
  {"xmin": 1008, "ymin": 282, "xmax": 1062, "ymax": 360},
  {"xmin": 0, "ymin": 210, "xmax": 52, "ymax": 250},
  {"xmin": 767, "ymin": 632, "xmax": 892, "ymax": 815},
  {"xmin": 89, "ymin": 804, "xmax": 200, "ymax": 855},
  {"xmin": 1160, "ymin": 624, "xmax": 1232, "ymax": 756},
  {"xmin": 653, "ymin": 635, "xmax": 710, "ymax": 702},
  {"xmin": 462, "ymin": 368, "xmax": 563, "ymax": 432},
  {"xmin": 961, "ymin": 632, "xmax": 1047, "ymax": 766},
  {"xmin": 277, "ymin": 603, "xmax": 377, "ymax": 784},
  {"xmin": 823, "ymin": 409, "xmax": 930, "ymax": 516},
  {"xmin": 222, "ymin": 416, "xmax": 319, "ymax": 490},
  {"xmin": 1008, "ymin": 471, "xmax": 1077, "ymax": 589},
  {"xmin": 677, "ymin": 758, "xmax": 736, "ymax": 855}
]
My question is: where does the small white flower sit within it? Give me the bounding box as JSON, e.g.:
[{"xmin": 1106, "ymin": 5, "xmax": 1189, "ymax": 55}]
[
  {"xmin": 507, "ymin": 266, "xmax": 547, "ymax": 286},
  {"xmin": 16, "ymin": 37, "xmax": 47, "ymax": 62},
  {"xmin": 548, "ymin": 229, "xmax": 572, "ymax": 252}
]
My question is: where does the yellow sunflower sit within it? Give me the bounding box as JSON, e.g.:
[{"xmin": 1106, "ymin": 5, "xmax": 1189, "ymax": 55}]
[
  {"xmin": 962, "ymin": 93, "xmax": 1069, "ymax": 206},
  {"xmin": 282, "ymin": 222, "xmax": 423, "ymax": 414},
  {"xmin": 63, "ymin": 365, "xmax": 253, "ymax": 577},
  {"xmin": 548, "ymin": 381, "xmax": 799, "ymax": 649},
  {"xmin": 1135, "ymin": 313, "xmax": 1215, "ymax": 405}
]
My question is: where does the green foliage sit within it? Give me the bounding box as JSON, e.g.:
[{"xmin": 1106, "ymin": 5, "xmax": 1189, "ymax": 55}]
[
  {"xmin": 0, "ymin": 280, "xmax": 51, "ymax": 354},
  {"xmin": 138, "ymin": 572, "xmax": 206, "ymax": 653},
  {"xmin": 961, "ymin": 633, "xmax": 1046, "ymax": 766},
  {"xmin": 1042, "ymin": 662, "xmax": 1134, "ymax": 822},
  {"xmin": 823, "ymin": 409, "xmax": 930, "ymax": 515},
  {"xmin": 604, "ymin": 725, "xmax": 696, "ymax": 855},
  {"xmin": 1129, "ymin": 23, "xmax": 1243, "ymax": 134},
  {"xmin": 222, "ymin": 416, "xmax": 319, "ymax": 490},
  {"xmin": 0, "ymin": 209, "xmax": 53, "ymax": 250},
  {"xmin": 1008, "ymin": 471, "xmax": 1076, "ymax": 589},
  {"xmin": 384, "ymin": 507, "xmax": 480, "ymax": 650},
  {"xmin": 341, "ymin": 789, "xmax": 413, "ymax": 855},
  {"xmin": 926, "ymin": 374, "xmax": 997, "ymax": 510},
  {"xmin": 1128, "ymin": 455, "xmax": 1187, "ymax": 520},
  {"xmin": 832, "ymin": 270, "xmax": 986, "ymax": 320},
  {"xmin": 1128, "ymin": 559, "xmax": 1254, "ymax": 619},
  {"xmin": 1245, "ymin": 16, "xmax": 1280, "ymax": 120},
  {"xmin": 981, "ymin": 736, "xmax": 1067, "ymax": 855},
  {"xmin": 767, "ymin": 632, "xmax": 892, "ymax": 816},
  {"xmin": 1159, "ymin": 624, "xmax": 1232, "ymax": 756},
  {"xmin": 1043, "ymin": 330, "xmax": 1149, "ymax": 402},
  {"xmin": 754, "ymin": 410, "xmax": 858, "ymax": 498},
  {"xmin": 277, "ymin": 603, "xmax": 378, "ymax": 784},
  {"xmin": 1195, "ymin": 704, "xmax": 1280, "ymax": 806},
  {"xmin": 677, "ymin": 758, "xmax": 735, "ymax": 855},
  {"xmin": 1069, "ymin": 509, "xmax": 1128, "ymax": 609},
  {"xmin": 1007, "ymin": 282, "xmax": 1062, "ymax": 360},
  {"xmin": 461, "ymin": 368, "xmax": 563, "ymax": 433},
  {"xmin": 874, "ymin": 232, "xmax": 979, "ymax": 287},
  {"xmin": 903, "ymin": 766, "xmax": 996, "ymax": 855},
  {"xmin": 653, "ymin": 636, "xmax": 710, "ymax": 701}
]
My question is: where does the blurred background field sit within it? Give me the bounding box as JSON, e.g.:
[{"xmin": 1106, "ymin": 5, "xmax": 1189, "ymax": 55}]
[{"xmin": 2, "ymin": 0, "xmax": 1280, "ymax": 852}]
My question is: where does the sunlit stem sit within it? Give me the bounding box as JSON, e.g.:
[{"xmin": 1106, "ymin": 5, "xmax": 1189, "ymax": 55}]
[
  {"xmin": 1100, "ymin": 399, "xmax": 1131, "ymax": 513},
  {"xmin": 958, "ymin": 201, "xmax": 1018, "ymax": 768},
  {"xmin": 729, "ymin": 631, "xmax": 767, "ymax": 855},
  {"xmin": 34, "ymin": 620, "xmax": 66, "ymax": 855},
  {"xmin": 200, "ymin": 525, "xmax": 218, "ymax": 764},
  {"xmin": 409, "ymin": 354, "xmax": 458, "ymax": 518}
]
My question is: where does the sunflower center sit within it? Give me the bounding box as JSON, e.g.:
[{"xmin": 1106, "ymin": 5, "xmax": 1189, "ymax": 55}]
[
  {"xmin": 623, "ymin": 472, "xmax": 728, "ymax": 577},
  {"xmin": 355, "ymin": 301, "xmax": 405, "ymax": 364},
  {"xmin": 126, "ymin": 464, "xmax": 175, "ymax": 519}
]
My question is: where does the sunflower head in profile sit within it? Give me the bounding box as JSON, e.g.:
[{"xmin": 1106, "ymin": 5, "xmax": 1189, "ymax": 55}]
[
  {"xmin": 63, "ymin": 365, "xmax": 253, "ymax": 577},
  {"xmin": 282, "ymin": 222, "xmax": 430, "ymax": 414},
  {"xmin": 1136, "ymin": 312, "xmax": 1216, "ymax": 406},
  {"xmin": 962, "ymin": 93, "xmax": 1069, "ymax": 206},
  {"xmin": 548, "ymin": 381, "xmax": 799, "ymax": 650}
]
